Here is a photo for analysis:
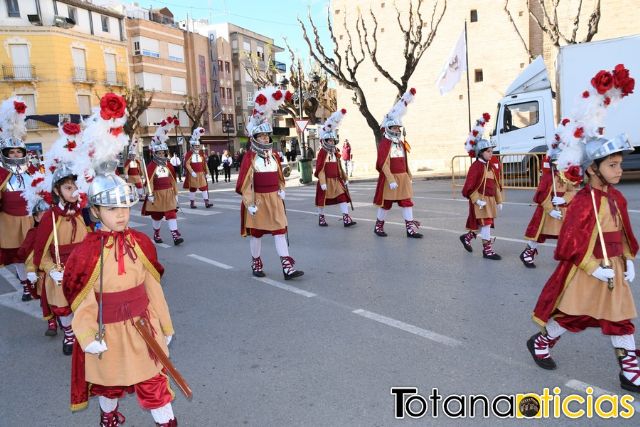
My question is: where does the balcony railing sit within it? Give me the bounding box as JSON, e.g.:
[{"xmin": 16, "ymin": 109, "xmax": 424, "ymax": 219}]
[
  {"xmin": 71, "ymin": 67, "xmax": 97, "ymax": 84},
  {"xmin": 2, "ymin": 65, "xmax": 37, "ymax": 81},
  {"xmin": 103, "ymin": 71, "xmax": 126, "ymax": 87}
]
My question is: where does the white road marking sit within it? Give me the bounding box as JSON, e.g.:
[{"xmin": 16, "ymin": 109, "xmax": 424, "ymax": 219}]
[
  {"xmin": 565, "ymin": 379, "xmax": 640, "ymax": 412},
  {"xmin": 155, "ymin": 243, "xmax": 171, "ymax": 248},
  {"xmin": 414, "ymin": 195, "xmax": 534, "ymax": 207},
  {"xmin": 178, "ymin": 207, "xmax": 222, "ymax": 216},
  {"xmin": 352, "ymin": 309, "xmax": 462, "ymax": 347},
  {"xmin": 188, "ymin": 254, "xmax": 233, "ymax": 270},
  {"xmin": 128, "ymin": 221, "xmax": 145, "ymax": 228},
  {"xmin": 0, "ymin": 292, "xmax": 42, "ymax": 319},
  {"xmin": 0, "ymin": 267, "xmax": 21, "ymax": 292},
  {"xmin": 253, "ymin": 277, "xmax": 316, "ymax": 298},
  {"xmin": 284, "ymin": 208, "xmax": 558, "ymax": 248}
]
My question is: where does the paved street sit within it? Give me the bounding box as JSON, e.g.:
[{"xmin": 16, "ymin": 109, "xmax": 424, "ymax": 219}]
[{"xmin": 1, "ymin": 177, "xmax": 640, "ymax": 426}]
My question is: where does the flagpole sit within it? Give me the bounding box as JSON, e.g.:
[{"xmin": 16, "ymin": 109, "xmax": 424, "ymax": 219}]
[{"xmin": 464, "ymin": 20, "xmax": 471, "ymax": 132}]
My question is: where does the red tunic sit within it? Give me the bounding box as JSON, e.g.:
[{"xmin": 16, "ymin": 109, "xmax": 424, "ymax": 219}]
[
  {"xmin": 461, "ymin": 158, "xmax": 502, "ymax": 230},
  {"xmin": 63, "ymin": 229, "xmax": 164, "ymax": 411},
  {"xmin": 532, "ymin": 185, "xmax": 639, "ymax": 326},
  {"xmin": 373, "ymin": 137, "xmax": 412, "ymax": 206},
  {"xmin": 182, "ymin": 149, "xmax": 208, "ymax": 190},
  {"xmin": 314, "ymin": 148, "xmax": 350, "ymax": 207}
]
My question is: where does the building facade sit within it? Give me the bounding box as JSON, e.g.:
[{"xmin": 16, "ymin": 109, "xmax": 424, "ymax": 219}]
[
  {"xmin": 331, "ymin": 0, "xmax": 640, "ymax": 176},
  {"xmin": 124, "ymin": 7, "xmax": 189, "ymax": 155},
  {"xmin": 0, "ymin": 0, "xmax": 129, "ymax": 154}
]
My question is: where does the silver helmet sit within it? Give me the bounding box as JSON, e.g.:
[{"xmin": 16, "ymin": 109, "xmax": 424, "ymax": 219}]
[
  {"xmin": 150, "ymin": 141, "xmax": 169, "ymax": 165},
  {"xmin": 320, "ymin": 135, "xmax": 337, "ymax": 153},
  {"xmin": 383, "ymin": 122, "xmax": 402, "ymax": 142},
  {"xmin": 584, "ymin": 134, "xmax": 634, "ymax": 166},
  {"xmin": 250, "ymin": 123, "xmax": 273, "ymax": 157},
  {"xmin": 1, "ymin": 137, "xmax": 28, "ymax": 168},
  {"xmin": 52, "ymin": 162, "xmax": 76, "ymax": 187},
  {"xmin": 474, "ymin": 138, "xmax": 495, "ymax": 156},
  {"xmin": 32, "ymin": 198, "xmax": 50, "ymax": 215},
  {"xmin": 88, "ymin": 173, "xmax": 138, "ymax": 208}
]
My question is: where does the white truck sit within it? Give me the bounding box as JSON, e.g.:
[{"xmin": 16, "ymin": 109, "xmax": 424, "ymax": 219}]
[{"xmin": 490, "ymin": 35, "xmax": 640, "ymax": 180}]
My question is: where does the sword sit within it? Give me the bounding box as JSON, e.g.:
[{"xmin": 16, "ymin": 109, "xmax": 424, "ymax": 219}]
[
  {"xmin": 590, "ymin": 186, "xmax": 614, "ymax": 291},
  {"xmin": 97, "ymin": 234, "xmax": 105, "ymax": 359},
  {"xmin": 51, "ymin": 212, "xmax": 63, "ymax": 285},
  {"xmin": 140, "ymin": 153, "xmax": 153, "ymax": 198}
]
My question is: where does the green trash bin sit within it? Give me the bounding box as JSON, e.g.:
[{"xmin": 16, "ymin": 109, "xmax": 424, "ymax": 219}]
[{"xmin": 298, "ymin": 158, "xmax": 313, "ymax": 184}]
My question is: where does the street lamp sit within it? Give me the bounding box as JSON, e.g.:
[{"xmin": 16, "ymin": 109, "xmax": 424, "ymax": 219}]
[{"xmin": 223, "ymin": 120, "xmax": 231, "ymax": 153}]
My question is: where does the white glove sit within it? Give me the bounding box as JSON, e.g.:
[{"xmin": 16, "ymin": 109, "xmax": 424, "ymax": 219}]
[
  {"xmin": 27, "ymin": 272, "xmax": 38, "ymax": 283},
  {"xmin": 320, "ymin": 184, "xmax": 327, "ymax": 191},
  {"xmin": 626, "ymin": 260, "xmax": 636, "ymax": 283},
  {"xmin": 497, "ymin": 204, "xmax": 503, "ymax": 211},
  {"xmin": 49, "ymin": 269, "xmax": 64, "ymax": 283},
  {"xmin": 247, "ymin": 205, "xmax": 258, "ymax": 216},
  {"xmin": 344, "ymin": 181, "xmax": 349, "ymax": 187},
  {"xmin": 552, "ymin": 196, "xmax": 566, "ymax": 206},
  {"xmin": 549, "ymin": 209, "xmax": 563, "ymax": 220},
  {"xmin": 389, "ymin": 182, "xmax": 398, "ymax": 190},
  {"xmin": 166, "ymin": 335, "xmax": 173, "ymax": 346},
  {"xmin": 277, "ymin": 190, "xmax": 286, "ymax": 200},
  {"xmin": 191, "ymin": 171, "xmax": 197, "ymax": 178},
  {"xmin": 84, "ymin": 340, "xmax": 108, "ymax": 354},
  {"xmin": 592, "ymin": 266, "xmax": 615, "ymax": 283},
  {"xmin": 148, "ymin": 195, "xmax": 155, "ymax": 204},
  {"xmin": 475, "ymin": 199, "xmax": 487, "ymax": 208}
]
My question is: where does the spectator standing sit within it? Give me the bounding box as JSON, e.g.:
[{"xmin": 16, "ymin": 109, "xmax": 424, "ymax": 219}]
[
  {"xmin": 208, "ymin": 151, "xmax": 220, "ymax": 183},
  {"xmin": 342, "ymin": 139, "xmax": 353, "ymax": 177},
  {"xmin": 170, "ymin": 152, "xmax": 182, "ymax": 182},
  {"xmin": 221, "ymin": 150, "xmax": 232, "ymax": 182}
]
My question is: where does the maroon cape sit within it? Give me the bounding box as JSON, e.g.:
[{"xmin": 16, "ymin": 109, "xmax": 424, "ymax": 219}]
[
  {"xmin": 62, "ymin": 228, "xmax": 164, "ymax": 411},
  {"xmin": 373, "ymin": 137, "xmax": 410, "ymax": 206},
  {"xmin": 532, "ymin": 185, "xmax": 639, "ymax": 326},
  {"xmin": 17, "ymin": 226, "xmax": 37, "ymax": 263},
  {"xmin": 524, "ymin": 170, "xmax": 556, "ymax": 240},
  {"xmin": 182, "ymin": 149, "xmax": 207, "ymax": 189}
]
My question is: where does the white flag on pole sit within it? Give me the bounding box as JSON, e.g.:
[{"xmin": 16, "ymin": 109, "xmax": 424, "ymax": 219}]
[{"xmin": 435, "ymin": 28, "xmax": 467, "ymax": 95}]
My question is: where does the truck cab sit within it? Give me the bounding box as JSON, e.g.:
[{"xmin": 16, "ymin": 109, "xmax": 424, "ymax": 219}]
[{"xmin": 490, "ymin": 57, "xmax": 555, "ymax": 183}]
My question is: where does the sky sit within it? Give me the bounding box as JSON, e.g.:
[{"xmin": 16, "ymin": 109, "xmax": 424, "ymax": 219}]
[{"xmin": 134, "ymin": 0, "xmax": 332, "ymax": 70}]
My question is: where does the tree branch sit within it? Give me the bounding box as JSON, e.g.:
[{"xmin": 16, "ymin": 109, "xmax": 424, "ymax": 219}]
[{"xmin": 504, "ymin": 0, "xmax": 534, "ymax": 60}]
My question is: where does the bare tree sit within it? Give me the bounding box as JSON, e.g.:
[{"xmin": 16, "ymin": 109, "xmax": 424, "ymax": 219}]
[
  {"xmin": 123, "ymin": 86, "xmax": 154, "ymax": 140},
  {"xmin": 359, "ymin": 0, "xmax": 446, "ymax": 95},
  {"xmin": 504, "ymin": 0, "xmax": 601, "ymax": 58},
  {"xmin": 242, "ymin": 41, "xmax": 337, "ymax": 125},
  {"xmin": 182, "ymin": 92, "xmax": 209, "ymax": 132},
  {"xmin": 299, "ymin": 1, "xmax": 447, "ymax": 143}
]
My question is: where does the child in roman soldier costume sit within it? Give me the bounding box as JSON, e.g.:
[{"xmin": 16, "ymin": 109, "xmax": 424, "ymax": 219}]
[
  {"xmin": 33, "ymin": 120, "xmax": 91, "ymax": 352},
  {"xmin": 236, "ymin": 87, "xmax": 304, "ymax": 280},
  {"xmin": 18, "ymin": 192, "xmax": 50, "ymax": 301},
  {"xmin": 124, "ymin": 136, "xmax": 145, "ymax": 201},
  {"xmin": 373, "ymin": 88, "xmax": 422, "ymax": 238},
  {"xmin": 527, "ymin": 65, "xmax": 640, "ymax": 393},
  {"xmin": 314, "ymin": 108, "xmax": 355, "ymax": 227},
  {"xmin": 0, "ymin": 97, "xmax": 35, "ymax": 300},
  {"xmin": 520, "ymin": 144, "xmax": 579, "ymax": 268},
  {"xmin": 459, "ymin": 113, "xmax": 503, "ymax": 260},
  {"xmin": 64, "ymin": 94, "xmax": 179, "ymax": 425},
  {"xmin": 183, "ymin": 127, "xmax": 212, "ymax": 209},
  {"xmin": 141, "ymin": 122, "xmax": 184, "ymax": 245}
]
